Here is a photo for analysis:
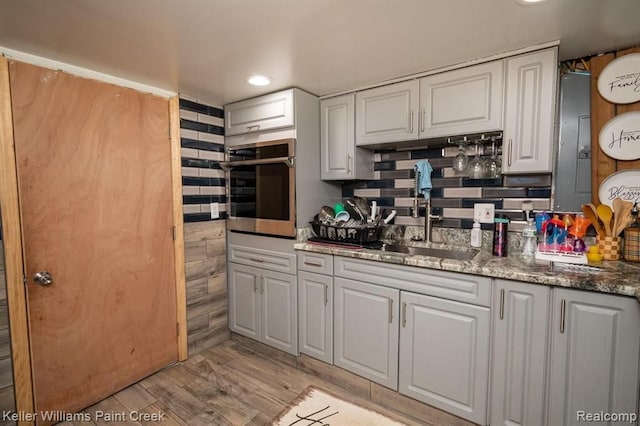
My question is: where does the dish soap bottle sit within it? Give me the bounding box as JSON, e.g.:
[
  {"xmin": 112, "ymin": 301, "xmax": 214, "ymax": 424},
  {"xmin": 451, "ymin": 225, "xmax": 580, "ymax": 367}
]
[
  {"xmin": 522, "ymin": 215, "xmax": 537, "ymax": 256},
  {"xmin": 470, "ymin": 221, "xmax": 482, "ymax": 248}
]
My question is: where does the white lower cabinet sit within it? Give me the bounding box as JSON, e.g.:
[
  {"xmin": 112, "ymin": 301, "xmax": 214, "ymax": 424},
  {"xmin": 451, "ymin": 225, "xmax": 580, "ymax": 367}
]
[
  {"xmin": 298, "ymin": 271, "xmax": 333, "ymax": 364},
  {"xmin": 399, "ymin": 291, "xmax": 490, "ymax": 424},
  {"xmin": 490, "ymin": 279, "xmax": 550, "ymax": 426},
  {"xmin": 547, "ymin": 289, "xmax": 640, "ymax": 426},
  {"xmin": 334, "ymin": 277, "xmax": 399, "ymax": 390},
  {"xmin": 228, "ymin": 262, "xmax": 298, "ymax": 355}
]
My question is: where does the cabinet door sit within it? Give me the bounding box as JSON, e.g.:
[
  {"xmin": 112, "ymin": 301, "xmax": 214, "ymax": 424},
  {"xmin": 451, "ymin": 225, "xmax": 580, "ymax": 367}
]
[
  {"xmin": 334, "ymin": 277, "xmax": 399, "ymax": 390},
  {"xmin": 298, "ymin": 271, "xmax": 333, "ymax": 364},
  {"xmin": 355, "ymin": 80, "xmax": 419, "ymax": 146},
  {"xmin": 399, "ymin": 292, "xmax": 490, "ymax": 424},
  {"xmin": 490, "ymin": 280, "xmax": 550, "ymax": 426},
  {"xmin": 503, "ymin": 48, "xmax": 558, "ymax": 173},
  {"xmin": 261, "ymin": 269, "xmax": 298, "ymax": 355},
  {"xmin": 548, "ymin": 289, "xmax": 640, "ymax": 426},
  {"xmin": 419, "ymin": 61, "xmax": 503, "ymax": 138},
  {"xmin": 225, "ymin": 89, "xmax": 294, "ymax": 136},
  {"xmin": 321, "ymin": 94, "xmax": 374, "ymax": 180},
  {"xmin": 228, "ymin": 262, "xmax": 261, "ymax": 340}
]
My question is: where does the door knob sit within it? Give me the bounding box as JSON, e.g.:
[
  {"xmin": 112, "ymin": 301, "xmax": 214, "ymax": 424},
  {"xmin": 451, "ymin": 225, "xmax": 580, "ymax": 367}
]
[{"xmin": 33, "ymin": 271, "xmax": 53, "ymax": 286}]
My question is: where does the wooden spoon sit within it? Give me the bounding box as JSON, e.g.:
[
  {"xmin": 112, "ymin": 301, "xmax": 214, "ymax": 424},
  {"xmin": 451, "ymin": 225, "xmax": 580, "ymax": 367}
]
[
  {"xmin": 582, "ymin": 204, "xmax": 604, "ymax": 236},
  {"xmin": 612, "ymin": 198, "xmax": 623, "ymax": 236},
  {"xmin": 614, "ymin": 200, "xmax": 634, "ymax": 236},
  {"xmin": 597, "ymin": 204, "xmax": 613, "ymax": 237}
]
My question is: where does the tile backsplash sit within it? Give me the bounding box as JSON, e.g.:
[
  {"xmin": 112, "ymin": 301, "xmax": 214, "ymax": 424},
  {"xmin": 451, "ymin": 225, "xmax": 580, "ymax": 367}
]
[
  {"xmin": 342, "ymin": 142, "xmax": 552, "ymax": 232},
  {"xmin": 179, "ymin": 97, "xmax": 226, "ymax": 223}
]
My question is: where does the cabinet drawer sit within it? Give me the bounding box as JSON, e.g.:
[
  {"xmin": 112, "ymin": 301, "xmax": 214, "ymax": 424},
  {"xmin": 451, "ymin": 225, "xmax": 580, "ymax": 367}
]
[
  {"xmin": 334, "ymin": 257, "xmax": 491, "ymax": 306},
  {"xmin": 229, "ymin": 244, "xmax": 296, "ymax": 274},
  {"xmin": 297, "ymin": 252, "xmax": 333, "ymax": 275}
]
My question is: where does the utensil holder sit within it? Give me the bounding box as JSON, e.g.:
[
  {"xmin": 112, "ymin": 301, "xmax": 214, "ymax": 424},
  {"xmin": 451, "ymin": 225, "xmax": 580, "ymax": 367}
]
[
  {"xmin": 623, "ymin": 228, "xmax": 640, "ymax": 262},
  {"xmin": 596, "ymin": 235, "xmax": 622, "ymax": 261}
]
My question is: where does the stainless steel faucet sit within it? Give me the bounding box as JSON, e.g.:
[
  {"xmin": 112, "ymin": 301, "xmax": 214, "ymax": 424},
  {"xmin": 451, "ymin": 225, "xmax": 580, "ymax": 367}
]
[{"xmin": 412, "ymin": 171, "xmax": 442, "ymax": 244}]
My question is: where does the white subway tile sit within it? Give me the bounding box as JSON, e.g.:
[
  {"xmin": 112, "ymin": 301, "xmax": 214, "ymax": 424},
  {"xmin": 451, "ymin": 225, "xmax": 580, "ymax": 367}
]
[
  {"xmin": 442, "ymin": 208, "xmax": 475, "ymax": 219},
  {"xmin": 180, "ymin": 128, "xmax": 199, "ymax": 140},
  {"xmin": 181, "ymin": 147, "xmax": 199, "ymax": 159},
  {"xmin": 199, "ymin": 186, "xmax": 226, "ymax": 196},
  {"xmin": 199, "ymin": 168, "xmax": 224, "ymax": 178},
  {"xmin": 502, "ymin": 198, "xmax": 551, "ymax": 210},
  {"xmin": 394, "ymin": 179, "xmax": 415, "ymax": 189},
  {"xmin": 179, "ymin": 109, "xmax": 198, "ymax": 121},
  {"xmin": 395, "ymin": 159, "xmax": 418, "ymax": 170},
  {"xmin": 181, "ymin": 167, "xmax": 199, "ymax": 177},
  {"xmin": 197, "ymin": 113, "xmax": 224, "ymax": 127},
  {"xmin": 183, "ymin": 204, "xmax": 201, "ymax": 214},
  {"xmin": 394, "ymin": 216, "xmax": 424, "ymax": 226},
  {"xmin": 443, "ymin": 187, "xmax": 482, "ymax": 198},
  {"xmin": 353, "ymin": 188, "xmax": 381, "ymax": 198},
  {"xmin": 182, "ymin": 186, "xmax": 200, "ymax": 196},
  {"xmin": 394, "ymin": 198, "xmax": 414, "ymax": 207},
  {"xmin": 198, "ymin": 150, "xmax": 224, "ymax": 161},
  {"xmin": 198, "ymin": 132, "xmax": 224, "ymax": 144},
  {"xmin": 374, "ymin": 153, "xmax": 382, "ymax": 162},
  {"xmin": 442, "ymin": 167, "xmax": 467, "ymax": 178}
]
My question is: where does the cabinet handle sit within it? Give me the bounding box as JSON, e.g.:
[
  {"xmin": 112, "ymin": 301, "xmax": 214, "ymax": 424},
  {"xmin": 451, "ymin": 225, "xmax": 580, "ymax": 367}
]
[
  {"xmin": 421, "ymin": 109, "xmax": 426, "ymax": 132},
  {"xmin": 507, "ymin": 138, "xmax": 513, "ymax": 167},
  {"xmin": 347, "ymin": 154, "xmax": 352, "ymax": 174},
  {"xmin": 410, "ymin": 111, "xmax": 414, "ymax": 133},
  {"xmin": 248, "ymin": 257, "xmax": 264, "ymax": 263},
  {"xmin": 499, "ymin": 288, "xmax": 505, "ymax": 320},
  {"xmin": 402, "ymin": 302, "xmax": 407, "ymax": 328},
  {"xmin": 324, "ymin": 284, "xmax": 328, "ymax": 306},
  {"xmin": 303, "ymin": 260, "xmax": 322, "ymax": 267},
  {"xmin": 246, "ymin": 125, "xmax": 260, "ymax": 132},
  {"xmin": 388, "ymin": 299, "xmax": 394, "ymax": 323},
  {"xmin": 260, "ymin": 277, "xmax": 265, "ymax": 295},
  {"xmin": 560, "ymin": 299, "xmax": 566, "ymax": 333}
]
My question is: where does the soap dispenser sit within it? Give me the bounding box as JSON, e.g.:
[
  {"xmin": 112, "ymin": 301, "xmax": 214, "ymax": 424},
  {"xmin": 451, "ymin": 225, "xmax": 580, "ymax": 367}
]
[{"xmin": 470, "ymin": 221, "xmax": 482, "ymax": 248}]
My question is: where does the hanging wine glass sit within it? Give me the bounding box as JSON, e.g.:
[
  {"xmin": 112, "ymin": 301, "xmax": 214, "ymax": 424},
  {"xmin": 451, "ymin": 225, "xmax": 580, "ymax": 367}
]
[
  {"xmin": 452, "ymin": 143, "xmax": 469, "ymax": 172},
  {"xmin": 467, "ymin": 141, "xmax": 486, "ymax": 179},
  {"xmin": 485, "ymin": 139, "xmax": 502, "ymax": 178}
]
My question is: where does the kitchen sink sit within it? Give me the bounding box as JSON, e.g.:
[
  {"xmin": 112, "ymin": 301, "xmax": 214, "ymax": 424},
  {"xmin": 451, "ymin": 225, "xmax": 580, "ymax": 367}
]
[{"xmin": 379, "ymin": 243, "xmax": 478, "ymax": 261}]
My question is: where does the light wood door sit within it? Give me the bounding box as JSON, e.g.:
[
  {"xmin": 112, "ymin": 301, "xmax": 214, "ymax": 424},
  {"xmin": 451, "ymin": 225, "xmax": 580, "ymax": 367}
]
[
  {"xmin": 228, "ymin": 262, "xmax": 261, "ymax": 340},
  {"xmin": 419, "ymin": 60, "xmax": 504, "ymax": 138},
  {"xmin": 548, "ymin": 289, "xmax": 640, "ymax": 426},
  {"xmin": 261, "ymin": 269, "xmax": 297, "ymax": 355},
  {"xmin": 398, "ymin": 291, "xmax": 490, "ymax": 425},
  {"xmin": 503, "ymin": 48, "xmax": 558, "ymax": 174},
  {"xmin": 298, "ymin": 271, "xmax": 333, "ymax": 363},
  {"xmin": 334, "ymin": 277, "xmax": 399, "ymax": 390},
  {"xmin": 355, "ymin": 80, "xmax": 419, "ymax": 146},
  {"xmin": 490, "ymin": 280, "xmax": 549, "ymax": 426},
  {"xmin": 9, "ymin": 61, "xmax": 179, "ymax": 417}
]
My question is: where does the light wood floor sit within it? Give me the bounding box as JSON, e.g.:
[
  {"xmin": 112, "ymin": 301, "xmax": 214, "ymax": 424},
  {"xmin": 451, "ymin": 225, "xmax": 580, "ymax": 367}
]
[{"xmin": 51, "ymin": 337, "xmax": 473, "ymax": 425}]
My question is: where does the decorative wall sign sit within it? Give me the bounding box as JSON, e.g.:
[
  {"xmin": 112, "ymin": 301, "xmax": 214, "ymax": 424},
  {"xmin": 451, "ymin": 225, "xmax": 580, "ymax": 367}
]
[
  {"xmin": 597, "ymin": 53, "xmax": 640, "ymax": 104},
  {"xmin": 598, "ymin": 111, "xmax": 640, "ymax": 160},
  {"xmin": 598, "ymin": 170, "xmax": 640, "ymax": 207}
]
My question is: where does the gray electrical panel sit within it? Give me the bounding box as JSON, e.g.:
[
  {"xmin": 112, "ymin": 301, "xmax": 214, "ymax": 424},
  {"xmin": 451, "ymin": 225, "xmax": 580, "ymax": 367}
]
[{"xmin": 554, "ymin": 72, "xmax": 591, "ymax": 212}]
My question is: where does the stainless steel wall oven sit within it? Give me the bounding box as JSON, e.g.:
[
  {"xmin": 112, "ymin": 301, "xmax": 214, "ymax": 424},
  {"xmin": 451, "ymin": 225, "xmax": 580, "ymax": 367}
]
[{"xmin": 222, "ymin": 138, "xmax": 296, "ymax": 237}]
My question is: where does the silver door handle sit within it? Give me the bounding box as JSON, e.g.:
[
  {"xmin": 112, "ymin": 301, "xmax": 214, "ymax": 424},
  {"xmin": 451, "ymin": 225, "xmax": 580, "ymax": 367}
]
[
  {"xmin": 560, "ymin": 299, "xmax": 566, "ymax": 333},
  {"xmin": 260, "ymin": 277, "xmax": 265, "ymax": 294},
  {"xmin": 303, "ymin": 260, "xmax": 322, "ymax": 267},
  {"xmin": 410, "ymin": 111, "xmax": 414, "ymax": 133},
  {"xmin": 388, "ymin": 299, "xmax": 394, "ymax": 323},
  {"xmin": 507, "ymin": 139, "xmax": 513, "ymax": 167},
  {"xmin": 324, "ymin": 284, "xmax": 328, "ymax": 306},
  {"xmin": 402, "ymin": 302, "xmax": 407, "ymax": 328},
  {"xmin": 421, "ymin": 109, "xmax": 426, "ymax": 132},
  {"xmin": 347, "ymin": 154, "xmax": 352, "ymax": 174},
  {"xmin": 34, "ymin": 271, "xmax": 53, "ymax": 286},
  {"xmin": 499, "ymin": 289, "xmax": 505, "ymax": 320},
  {"xmin": 246, "ymin": 125, "xmax": 260, "ymax": 132}
]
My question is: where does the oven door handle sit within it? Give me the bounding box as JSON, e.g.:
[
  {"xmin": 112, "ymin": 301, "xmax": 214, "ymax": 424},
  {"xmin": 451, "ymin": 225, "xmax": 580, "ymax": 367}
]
[{"xmin": 220, "ymin": 156, "xmax": 295, "ymax": 170}]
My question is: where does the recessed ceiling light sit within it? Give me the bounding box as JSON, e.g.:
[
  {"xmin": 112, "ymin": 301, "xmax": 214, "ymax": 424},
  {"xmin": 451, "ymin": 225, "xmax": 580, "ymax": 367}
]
[
  {"xmin": 246, "ymin": 75, "xmax": 272, "ymax": 86},
  {"xmin": 516, "ymin": 0, "xmax": 548, "ymax": 4}
]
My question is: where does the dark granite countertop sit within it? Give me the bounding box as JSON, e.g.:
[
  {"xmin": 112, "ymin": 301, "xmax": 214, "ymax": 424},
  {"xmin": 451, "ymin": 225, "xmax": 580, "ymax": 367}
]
[{"xmin": 294, "ymin": 240, "xmax": 640, "ymax": 302}]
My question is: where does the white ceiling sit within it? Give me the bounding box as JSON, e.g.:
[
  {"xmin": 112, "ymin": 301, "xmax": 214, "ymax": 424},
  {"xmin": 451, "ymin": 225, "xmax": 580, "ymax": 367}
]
[{"xmin": 1, "ymin": 0, "xmax": 640, "ymax": 106}]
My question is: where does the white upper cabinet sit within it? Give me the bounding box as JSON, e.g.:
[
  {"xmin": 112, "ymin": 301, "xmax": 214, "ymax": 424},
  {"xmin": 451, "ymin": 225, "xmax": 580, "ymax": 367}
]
[
  {"xmin": 225, "ymin": 89, "xmax": 295, "ymax": 136},
  {"xmin": 419, "ymin": 61, "xmax": 504, "ymax": 138},
  {"xmin": 321, "ymin": 93, "xmax": 373, "ymax": 180},
  {"xmin": 502, "ymin": 48, "xmax": 558, "ymax": 174},
  {"xmin": 355, "ymin": 80, "xmax": 419, "ymax": 146}
]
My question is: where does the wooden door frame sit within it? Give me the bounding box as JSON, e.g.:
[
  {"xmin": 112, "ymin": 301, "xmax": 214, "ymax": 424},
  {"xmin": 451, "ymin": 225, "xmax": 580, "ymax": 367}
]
[{"xmin": 0, "ymin": 55, "xmax": 187, "ymax": 422}]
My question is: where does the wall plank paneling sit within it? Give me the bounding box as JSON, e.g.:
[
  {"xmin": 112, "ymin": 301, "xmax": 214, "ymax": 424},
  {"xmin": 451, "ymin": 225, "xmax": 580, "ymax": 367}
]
[{"xmin": 590, "ymin": 47, "xmax": 640, "ymax": 205}]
